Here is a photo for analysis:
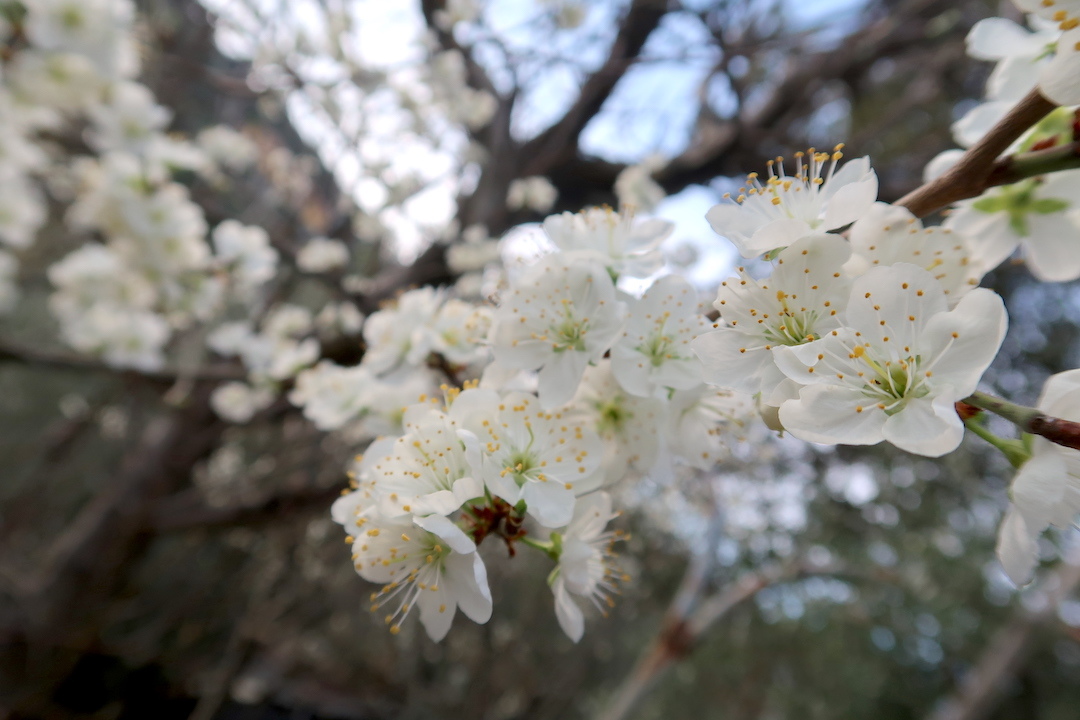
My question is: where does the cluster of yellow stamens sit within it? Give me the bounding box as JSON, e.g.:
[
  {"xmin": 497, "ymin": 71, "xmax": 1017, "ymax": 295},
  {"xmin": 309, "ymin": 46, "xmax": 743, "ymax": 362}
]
[{"xmin": 723, "ymin": 143, "xmax": 845, "ymax": 207}]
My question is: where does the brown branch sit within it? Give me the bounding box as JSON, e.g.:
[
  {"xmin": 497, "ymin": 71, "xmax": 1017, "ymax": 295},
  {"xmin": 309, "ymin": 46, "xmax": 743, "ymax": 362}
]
[
  {"xmin": 897, "ymin": 89, "xmax": 1058, "ymax": 218},
  {"xmin": 519, "ymin": 0, "xmax": 668, "ymax": 178},
  {"xmin": 546, "ymin": 0, "xmax": 967, "ymax": 212},
  {"xmin": 0, "ymin": 339, "xmax": 245, "ymax": 383},
  {"xmin": 600, "ymin": 557, "xmax": 901, "ymax": 720},
  {"xmin": 0, "ymin": 384, "xmax": 226, "ymax": 714}
]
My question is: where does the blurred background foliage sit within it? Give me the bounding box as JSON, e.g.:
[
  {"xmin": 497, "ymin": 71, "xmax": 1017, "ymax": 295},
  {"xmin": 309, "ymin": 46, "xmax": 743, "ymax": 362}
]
[{"xmin": 4, "ymin": 0, "xmax": 1080, "ymax": 718}]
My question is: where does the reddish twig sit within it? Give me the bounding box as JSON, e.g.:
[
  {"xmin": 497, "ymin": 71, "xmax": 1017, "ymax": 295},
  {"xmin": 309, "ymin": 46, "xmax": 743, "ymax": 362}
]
[{"xmin": 964, "ymin": 391, "xmax": 1080, "ymax": 453}]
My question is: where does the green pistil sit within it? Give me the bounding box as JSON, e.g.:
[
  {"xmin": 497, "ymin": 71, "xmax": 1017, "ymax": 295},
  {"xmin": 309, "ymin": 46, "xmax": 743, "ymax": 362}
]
[
  {"xmin": 61, "ymin": 7, "xmax": 84, "ymax": 29},
  {"xmin": 638, "ymin": 330, "xmax": 675, "ymax": 367},
  {"xmin": 596, "ymin": 399, "xmax": 629, "ymax": 434},
  {"xmin": 972, "ymin": 179, "xmax": 1069, "ymax": 236},
  {"xmin": 857, "ymin": 354, "xmax": 928, "ymax": 413},
  {"xmin": 552, "ymin": 311, "xmax": 588, "ymax": 352},
  {"xmin": 503, "ymin": 450, "xmax": 536, "ymax": 486},
  {"xmin": 764, "ymin": 312, "xmax": 817, "ymax": 346}
]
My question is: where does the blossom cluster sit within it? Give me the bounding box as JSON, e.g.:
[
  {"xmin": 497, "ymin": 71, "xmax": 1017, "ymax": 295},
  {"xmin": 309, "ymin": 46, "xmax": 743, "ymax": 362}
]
[
  {"xmin": 4, "ymin": 0, "xmax": 1080, "ymax": 647},
  {"xmin": 328, "ymin": 206, "xmax": 755, "ymax": 640},
  {"xmin": 0, "ymin": 0, "xmax": 279, "ymax": 371}
]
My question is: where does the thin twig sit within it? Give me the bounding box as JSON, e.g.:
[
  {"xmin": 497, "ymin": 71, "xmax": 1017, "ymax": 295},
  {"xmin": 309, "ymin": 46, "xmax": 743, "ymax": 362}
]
[{"xmin": 897, "ymin": 89, "xmax": 1057, "ymax": 218}]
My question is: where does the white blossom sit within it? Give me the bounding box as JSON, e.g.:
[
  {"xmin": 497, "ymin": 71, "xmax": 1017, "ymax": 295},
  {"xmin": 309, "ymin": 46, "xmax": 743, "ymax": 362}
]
[
  {"xmin": 846, "ymin": 203, "xmax": 988, "ymax": 305},
  {"xmin": 996, "ymin": 369, "xmax": 1080, "ymax": 585},
  {"xmin": 362, "ymin": 287, "xmax": 447, "ymax": 375},
  {"xmin": 86, "ymin": 81, "xmax": 171, "ymax": 154},
  {"xmin": 24, "ymin": 0, "xmax": 138, "ymax": 80},
  {"xmin": 614, "ymin": 155, "xmax": 666, "ymax": 213},
  {"xmin": 542, "ymin": 207, "xmax": 672, "ymax": 280},
  {"xmin": 506, "ymin": 176, "xmax": 558, "ymax": 213},
  {"xmin": 691, "ymin": 234, "xmax": 852, "ymax": 402},
  {"xmin": 368, "ymin": 394, "xmax": 486, "ymax": 519},
  {"xmin": 211, "ymin": 381, "xmax": 276, "ymax": 423},
  {"xmin": 348, "ymin": 513, "xmax": 492, "ymax": 641},
  {"xmin": 490, "ymin": 255, "xmax": 626, "ymax": 408},
  {"xmin": 550, "ymin": 491, "xmax": 623, "ymax": 643},
  {"xmin": 706, "ymin": 146, "xmax": 878, "ymax": 258},
  {"xmin": 61, "ymin": 304, "xmax": 170, "ymax": 371},
  {"xmin": 775, "ymin": 264, "xmax": 1007, "ymax": 457},
  {"xmin": 430, "ymin": 299, "xmax": 493, "ymax": 367},
  {"xmin": 469, "ymin": 390, "xmax": 604, "ymax": 527},
  {"xmin": 0, "ymin": 175, "xmax": 46, "ymax": 249},
  {"xmin": 945, "ymin": 171, "xmax": 1080, "ymax": 282},
  {"xmin": 9, "ymin": 51, "xmax": 104, "ymax": 110},
  {"xmin": 297, "ymin": 237, "xmax": 349, "ymax": 273},
  {"xmin": 197, "ymin": 125, "xmax": 258, "ymax": 172},
  {"xmin": 0, "ymin": 251, "xmax": 18, "ymax": 313},
  {"xmin": 568, "ymin": 362, "xmax": 665, "ymax": 478},
  {"xmin": 289, "ymin": 361, "xmax": 375, "ymax": 430},
  {"xmin": 611, "ymin": 275, "xmax": 708, "ymax": 398},
  {"xmin": 1012, "ymin": 0, "xmax": 1080, "ymax": 104},
  {"xmin": 213, "ymin": 220, "xmax": 279, "ymax": 292},
  {"xmin": 665, "ymin": 385, "xmax": 754, "ymax": 470},
  {"xmin": 48, "ymin": 244, "xmax": 157, "ymax": 319},
  {"xmin": 266, "ymin": 338, "xmax": 320, "ymax": 380}
]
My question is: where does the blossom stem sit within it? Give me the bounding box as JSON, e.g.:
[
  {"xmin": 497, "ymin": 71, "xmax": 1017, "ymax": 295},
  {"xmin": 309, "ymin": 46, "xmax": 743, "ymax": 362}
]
[
  {"xmin": 962, "ymin": 391, "xmax": 1080, "ymax": 453},
  {"xmin": 986, "ymin": 141, "xmax": 1080, "ymax": 188},
  {"xmin": 961, "ymin": 416, "xmax": 1030, "ymax": 469},
  {"xmin": 519, "ymin": 535, "xmax": 559, "ymax": 561},
  {"xmin": 897, "ymin": 89, "xmax": 1058, "ymax": 218}
]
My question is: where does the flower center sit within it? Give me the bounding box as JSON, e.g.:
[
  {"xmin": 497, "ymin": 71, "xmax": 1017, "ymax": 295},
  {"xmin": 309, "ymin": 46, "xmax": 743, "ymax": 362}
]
[
  {"xmin": 550, "ymin": 302, "xmax": 589, "ymax": 352},
  {"xmin": 971, "ymin": 179, "xmax": 1069, "ymax": 236},
  {"xmin": 763, "ymin": 292, "xmax": 818, "ymax": 346},
  {"xmin": 852, "ymin": 346, "xmax": 930, "ymax": 413}
]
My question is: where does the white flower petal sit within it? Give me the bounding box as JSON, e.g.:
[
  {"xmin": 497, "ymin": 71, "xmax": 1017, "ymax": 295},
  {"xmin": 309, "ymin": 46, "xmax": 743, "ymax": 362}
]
[
  {"xmin": 445, "ymin": 551, "xmax": 493, "ymax": 624},
  {"xmin": 523, "ymin": 480, "xmax": 576, "ymax": 528},
  {"xmin": 918, "ymin": 288, "xmax": 1007, "ymax": 395},
  {"xmin": 553, "ymin": 578, "xmax": 585, "ymax": 643},
  {"xmin": 1039, "ymin": 30, "xmax": 1080, "ymax": 105},
  {"xmin": 779, "ymin": 384, "xmax": 888, "ymax": 447},
  {"xmin": 414, "ymin": 514, "xmax": 476, "ymax": 554},
  {"xmin": 1023, "ymin": 211, "xmax": 1080, "ymax": 282},
  {"xmin": 996, "ymin": 507, "xmax": 1041, "ymax": 586},
  {"xmin": 966, "ymin": 18, "xmax": 1045, "ymax": 60},
  {"xmin": 881, "ymin": 392, "xmax": 964, "ymax": 457}
]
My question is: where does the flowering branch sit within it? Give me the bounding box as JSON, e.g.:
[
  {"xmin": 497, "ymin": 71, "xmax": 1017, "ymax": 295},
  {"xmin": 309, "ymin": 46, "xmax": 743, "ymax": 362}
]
[
  {"xmin": 961, "ymin": 391, "xmax": 1080, "ymax": 452},
  {"xmin": 897, "ymin": 89, "xmax": 1057, "ymax": 218}
]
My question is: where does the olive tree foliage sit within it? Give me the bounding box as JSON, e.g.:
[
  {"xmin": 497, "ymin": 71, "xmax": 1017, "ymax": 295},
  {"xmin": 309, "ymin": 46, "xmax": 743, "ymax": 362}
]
[{"xmin": 3, "ymin": 1, "xmax": 1080, "ymax": 719}]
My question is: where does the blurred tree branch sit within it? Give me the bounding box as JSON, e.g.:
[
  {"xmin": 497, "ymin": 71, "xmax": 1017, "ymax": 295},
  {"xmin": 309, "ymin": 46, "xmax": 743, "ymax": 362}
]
[
  {"xmin": 600, "ymin": 550, "xmax": 903, "ymax": 720},
  {"xmin": 925, "ymin": 561, "xmax": 1080, "ymax": 720},
  {"xmin": 0, "ymin": 338, "xmax": 245, "ymax": 383}
]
